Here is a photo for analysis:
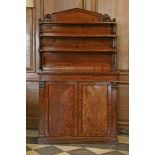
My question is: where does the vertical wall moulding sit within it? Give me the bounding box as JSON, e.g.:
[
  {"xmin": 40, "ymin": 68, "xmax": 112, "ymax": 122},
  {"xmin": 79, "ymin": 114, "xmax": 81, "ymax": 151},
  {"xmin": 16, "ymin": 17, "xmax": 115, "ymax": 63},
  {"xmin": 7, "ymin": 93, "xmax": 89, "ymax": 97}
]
[
  {"xmin": 40, "ymin": 0, "xmax": 44, "ymax": 19},
  {"xmin": 81, "ymin": 0, "xmax": 85, "ymax": 9},
  {"xmin": 92, "ymin": 0, "xmax": 98, "ymax": 12},
  {"xmin": 97, "ymin": 0, "xmax": 115, "ymax": 19},
  {"xmin": 26, "ymin": 0, "xmax": 36, "ymax": 72},
  {"xmin": 26, "ymin": 0, "xmax": 35, "ymax": 7},
  {"xmin": 82, "ymin": 0, "xmax": 98, "ymax": 11},
  {"xmin": 115, "ymin": 0, "xmax": 129, "ymax": 71}
]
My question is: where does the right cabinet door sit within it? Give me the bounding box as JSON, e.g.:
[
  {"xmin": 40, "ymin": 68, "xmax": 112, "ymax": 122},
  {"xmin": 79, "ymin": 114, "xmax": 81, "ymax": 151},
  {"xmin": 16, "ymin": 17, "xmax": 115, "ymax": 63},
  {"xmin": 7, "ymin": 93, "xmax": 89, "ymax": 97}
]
[{"xmin": 78, "ymin": 82, "xmax": 117, "ymax": 137}]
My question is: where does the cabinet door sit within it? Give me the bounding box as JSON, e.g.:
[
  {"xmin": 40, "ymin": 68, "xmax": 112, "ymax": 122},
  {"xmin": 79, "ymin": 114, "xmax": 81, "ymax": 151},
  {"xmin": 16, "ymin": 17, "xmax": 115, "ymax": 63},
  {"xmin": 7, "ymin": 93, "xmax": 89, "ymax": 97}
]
[
  {"xmin": 79, "ymin": 82, "xmax": 116, "ymax": 137},
  {"xmin": 46, "ymin": 82, "xmax": 78, "ymax": 137}
]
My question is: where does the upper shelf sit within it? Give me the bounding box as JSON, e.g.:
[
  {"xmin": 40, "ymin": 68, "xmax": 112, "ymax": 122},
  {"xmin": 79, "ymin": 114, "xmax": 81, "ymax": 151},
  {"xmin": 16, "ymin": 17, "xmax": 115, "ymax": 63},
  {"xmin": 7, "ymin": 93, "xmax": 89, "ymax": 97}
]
[
  {"xmin": 39, "ymin": 33, "xmax": 117, "ymax": 38},
  {"xmin": 39, "ymin": 22, "xmax": 116, "ymax": 25}
]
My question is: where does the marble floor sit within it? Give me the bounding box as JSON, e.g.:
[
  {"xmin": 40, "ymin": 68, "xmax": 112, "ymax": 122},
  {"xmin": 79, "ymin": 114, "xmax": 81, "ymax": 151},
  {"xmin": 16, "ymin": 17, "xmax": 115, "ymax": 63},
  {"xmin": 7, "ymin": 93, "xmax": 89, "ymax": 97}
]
[{"xmin": 26, "ymin": 130, "xmax": 129, "ymax": 155}]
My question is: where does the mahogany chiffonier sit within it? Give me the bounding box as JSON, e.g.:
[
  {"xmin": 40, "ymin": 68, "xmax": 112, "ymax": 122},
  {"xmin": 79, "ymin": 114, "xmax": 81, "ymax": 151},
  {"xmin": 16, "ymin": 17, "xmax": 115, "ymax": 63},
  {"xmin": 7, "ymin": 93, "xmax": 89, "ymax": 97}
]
[{"xmin": 38, "ymin": 8, "xmax": 119, "ymax": 144}]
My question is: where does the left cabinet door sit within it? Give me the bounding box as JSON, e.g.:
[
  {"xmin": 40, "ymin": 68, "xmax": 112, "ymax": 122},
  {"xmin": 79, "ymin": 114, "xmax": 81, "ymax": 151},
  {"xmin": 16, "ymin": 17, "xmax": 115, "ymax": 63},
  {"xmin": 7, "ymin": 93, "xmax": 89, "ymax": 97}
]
[{"xmin": 43, "ymin": 81, "xmax": 78, "ymax": 137}]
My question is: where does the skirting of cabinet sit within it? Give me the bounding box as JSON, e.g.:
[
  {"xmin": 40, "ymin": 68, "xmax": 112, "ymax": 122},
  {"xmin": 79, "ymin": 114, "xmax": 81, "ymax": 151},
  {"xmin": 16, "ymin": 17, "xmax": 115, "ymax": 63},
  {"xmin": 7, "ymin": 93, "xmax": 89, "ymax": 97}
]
[{"xmin": 37, "ymin": 136, "xmax": 118, "ymax": 144}]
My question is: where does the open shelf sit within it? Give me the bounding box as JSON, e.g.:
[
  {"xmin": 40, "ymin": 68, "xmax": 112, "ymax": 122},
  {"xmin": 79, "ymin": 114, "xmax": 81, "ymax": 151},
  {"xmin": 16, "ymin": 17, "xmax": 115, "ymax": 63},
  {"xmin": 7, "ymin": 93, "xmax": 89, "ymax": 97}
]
[
  {"xmin": 39, "ymin": 22, "xmax": 116, "ymax": 25},
  {"xmin": 39, "ymin": 33, "xmax": 117, "ymax": 38},
  {"xmin": 39, "ymin": 47, "xmax": 117, "ymax": 53}
]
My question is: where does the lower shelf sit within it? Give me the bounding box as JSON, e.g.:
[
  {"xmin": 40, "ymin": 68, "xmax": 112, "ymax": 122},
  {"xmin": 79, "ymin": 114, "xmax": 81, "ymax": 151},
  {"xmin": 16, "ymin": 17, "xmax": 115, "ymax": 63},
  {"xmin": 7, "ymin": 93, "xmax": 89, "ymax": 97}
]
[{"xmin": 37, "ymin": 136, "xmax": 118, "ymax": 144}]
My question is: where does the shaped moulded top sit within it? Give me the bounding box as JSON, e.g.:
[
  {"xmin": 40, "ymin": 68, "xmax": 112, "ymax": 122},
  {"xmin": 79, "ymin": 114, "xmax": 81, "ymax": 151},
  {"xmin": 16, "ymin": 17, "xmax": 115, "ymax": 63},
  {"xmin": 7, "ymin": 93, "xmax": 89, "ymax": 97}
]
[{"xmin": 41, "ymin": 8, "xmax": 114, "ymax": 23}]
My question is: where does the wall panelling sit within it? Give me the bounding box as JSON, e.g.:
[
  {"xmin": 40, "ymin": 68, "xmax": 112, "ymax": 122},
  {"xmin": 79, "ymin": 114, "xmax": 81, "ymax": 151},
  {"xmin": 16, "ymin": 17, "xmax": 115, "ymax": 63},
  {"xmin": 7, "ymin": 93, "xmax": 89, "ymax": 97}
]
[
  {"xmin": 26, "ymin": 82, "xmax": 39, "ymax": 128},
  {"xmin": 26, "ymin": 0, "xmax": 40, "ymax": 129},
  {"xmin": 26, "ymin": 7, "xmax": 35, "ymax": 72},
  {"xmin": 26, "ymin": 0, "xmax": 129, "ymax": 133},
  {"xmin": 115, "ymin": 0, "xmax": 129, "ymax": 70}
]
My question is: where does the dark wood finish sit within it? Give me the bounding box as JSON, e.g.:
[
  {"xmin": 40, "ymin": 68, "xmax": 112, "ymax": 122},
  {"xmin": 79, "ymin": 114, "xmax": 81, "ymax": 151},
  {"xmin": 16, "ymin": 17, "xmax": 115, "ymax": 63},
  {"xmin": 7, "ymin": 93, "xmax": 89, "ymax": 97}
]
[
  {"xmin": 42, "ymin": 8, "xmax": 114, "ymax": 23},
  {"xmin": 38, "ymin": 8, "xmax": 119, "ymax": 144},
  {"xmin": 117, "ymin": 83, "xmax": 129, "ymax": 133},
  {"xmin": 26, "ymin": 0, "xmax": 40, "ymax": 129},
  {"xmin": 48, "ymin": 82, "xmax": 77, "ymax": 137},
  {"xmin": 40, "ymin": 0, "xmax": 129, "ymax": 131},
  {"xmin": 26, "ymin": 82, "xmax": 39, "ymax": 129},
  {"xmin": 41, "ymin": 52, "xmax": 113, "ymax": 73},
  {"xmin": 116, "ymin": 71, "xmax": 129, "ymax": 133},
  {"xmin": 37, "ymin": 136, "xmax": 118, "ymax": 144},
  {"xmin": 26, "ymin": 2, "xmax": 37, "ymax": 129},
  {"xmin": 27, "ymin": 1, "xmax": 129, "ymax": 134},
  {"xmin": 80, "ymin": 83, "xmax": 108, "ymax": 137}
]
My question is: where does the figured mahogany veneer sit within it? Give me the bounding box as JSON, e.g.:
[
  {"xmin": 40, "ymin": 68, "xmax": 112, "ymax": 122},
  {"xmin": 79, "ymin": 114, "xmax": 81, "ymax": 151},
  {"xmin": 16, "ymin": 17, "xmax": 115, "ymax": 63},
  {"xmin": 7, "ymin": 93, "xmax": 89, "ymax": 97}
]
[{"xmin": 38, "ymin": 8, "xmax": 119, "ymax": 144}]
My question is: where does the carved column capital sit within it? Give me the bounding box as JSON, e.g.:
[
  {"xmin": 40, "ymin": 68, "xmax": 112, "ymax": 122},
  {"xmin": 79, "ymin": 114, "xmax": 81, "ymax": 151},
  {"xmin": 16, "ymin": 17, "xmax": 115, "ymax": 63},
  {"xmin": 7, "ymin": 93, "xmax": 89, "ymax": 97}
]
[
  {"xmin": 39, "ymin": 81, "xmax": 45, "ymax": 88},
  {"xmin": 111, "ymin": 82, "xmax": 117, "ymax": 89}
]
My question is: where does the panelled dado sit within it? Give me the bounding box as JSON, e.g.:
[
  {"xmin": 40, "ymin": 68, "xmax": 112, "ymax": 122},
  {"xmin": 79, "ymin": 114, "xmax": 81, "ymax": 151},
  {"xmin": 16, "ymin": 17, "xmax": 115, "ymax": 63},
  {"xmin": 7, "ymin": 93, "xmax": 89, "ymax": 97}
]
[{"xmin": 38, "ymin": 8, "xmax": 119, "ymax": 144}]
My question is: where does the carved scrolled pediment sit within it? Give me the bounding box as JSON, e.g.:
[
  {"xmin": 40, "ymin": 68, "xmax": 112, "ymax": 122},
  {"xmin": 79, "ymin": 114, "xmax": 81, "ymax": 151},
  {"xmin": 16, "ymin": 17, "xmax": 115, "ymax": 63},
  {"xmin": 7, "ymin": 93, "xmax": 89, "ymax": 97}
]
[
  {"xmin": 103, "ymin": 14, "xmax": 112, "ymax": 22},
  {"xmin": 43, "ymin": 14, "xmax": 52, "ymax": 22}
]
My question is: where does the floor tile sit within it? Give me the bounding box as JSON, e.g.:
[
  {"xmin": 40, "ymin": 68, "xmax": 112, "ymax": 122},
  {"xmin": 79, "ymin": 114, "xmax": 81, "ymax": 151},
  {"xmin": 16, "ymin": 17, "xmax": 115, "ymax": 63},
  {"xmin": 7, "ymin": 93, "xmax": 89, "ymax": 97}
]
[
  {"xmin": 86, "ymin": 148, "xmax": 113, "ymax": 154},
  {"xmin": 26, "ymin": 130, "xmax": 129, "ymax": 155},
  {"xmin": 62, "ymin": 144, "xmax": 115, "ymax": 149},
  {"xmin": 118, "ymin": 151, "xmax": 129, "ymax": 155},
  {"xmin": 112, "ymin": 144, "xmax": 129, "ymax": 151},
  {"xmin": 26, "ymin": 137, "xmax": 37, "ymax": 144},
  {"xmin": 67, "ymin": 147, "xmax": 96, "ymax": 155},
  {"xmin": 54, "ymin": 145, "xmax": 81, "ymax": 152},
  {"xmin": 27, "ymin": 144, "xmax": 50, "ymax": 150},
  {"xmin": 100, "ymin": 151, "xmax": 126, "ymax": 155},
  {"xmin": 55, "ymin": 152, "xmax": 71, "ymax": 155},
  {"xmin": 35, "ymin": 145, "xmax": 63, "ymax": 155},
  {"xmin": 26, "ymin": 146, "xmax": 32, "ymax": 151},
  {"xmin": 117, "ymin": 135, "xmax": 129, "ymax": 144},
  {"xmin": 26, "ymin": 130, "xmax": 38, "ymax": 137},
  {"xmin": 26, "ymin": 150, "xmax": 41, "ymax": 155}
]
